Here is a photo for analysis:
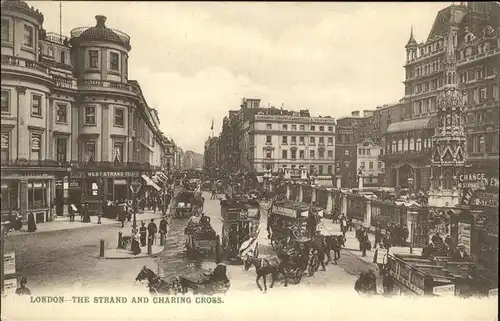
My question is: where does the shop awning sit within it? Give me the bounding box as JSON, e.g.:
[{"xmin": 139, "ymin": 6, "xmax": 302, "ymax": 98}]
[{"xmin": 141, "ymin": 175, "xmax": 161, "ymax": 191}]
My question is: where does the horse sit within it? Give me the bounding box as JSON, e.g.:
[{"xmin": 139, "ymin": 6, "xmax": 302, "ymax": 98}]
[
  {"xmin": 135, "ymin": 266, "xmax": 184, "ymax": 295},
  {"xmin": 242, "ymin": 255, "xmax": 283, "ymax": 292}
]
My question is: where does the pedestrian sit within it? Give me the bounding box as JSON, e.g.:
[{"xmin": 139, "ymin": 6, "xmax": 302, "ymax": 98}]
[
  {"xmin": 69, "ymin": 204, "xmax": 75, "ymax": 222},
  {"xmin": 360, "ymin": 229, "xmax": 369, "ymax": 257},
  {"xmin": 80, "ymin": 204, "xmax": 85, "ymax": 222},
  {"xmin": 374, "ymin": 227, "xmax": 382, "ymax": 249},
  {"xmin": 451, "ymin": 243, "xmax": 470, "ymax": 261},
  {"xmin": 147, "ymin": 219, "xmax": 158, "ymax": 245},
  {"xmin": 15, "ymin": 277, "xmax": 32, "ymax": 296},
  {"xmin": 401, "ymin": 225, "xmax": 409, "ymax": 246},
  {"xmin": 159, "ymin": 216, "xmax": 168, "ymax": 242},
  {"xmin": 132, "ymin": 229, "xmax": 141, "ymax": 255},
  {"xmin": 382, "ymin": 266, "xmax": 394, "ymax": 296},
  {"xmin": 373, "ymin": 244, "xmax": 386, "ymax": 276},
  {"xmin": 139, "ymin": 221, "xmax": 147, "ymax": 247},
  {"xmin": 340, "ymin": 215, "xmax": 347, "ymax": 237},
  {"xmin": 27, "ymin": 211, "xmax": 37, "ymax": 232},
  {"xmin": 445, "ymin": 234, "xmax": 454, "ymax": 254},
  {"xmin": 347, "ymin": 216, "xmax": 353, "ymax": 232}
]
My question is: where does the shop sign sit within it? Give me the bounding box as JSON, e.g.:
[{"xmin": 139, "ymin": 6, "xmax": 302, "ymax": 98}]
[
  {"xmin": 69, "ymin": 181, "xmax": 80, "ymax": 188},
  {"xmin": 457, "ymin": 222, "xmax": 471, "ymax": 255},
  {"xmin": 459, "ymin": 173, "xmax": 499, "ymax": 190},
  {"xmin": 3, "ymin": 278, "xmax": 18, "ymax": 295},
  {"xmin": 3, "ymin": 251, "xmax": 16, "ymax": 275},
  {"xmin": 470, "ymin": 191, "xmax": 499, "ymax": 208},
  {"xmin": 87, "ymin": 171, "xmax": 141, "ymax": 178},
  {"xmin": 433, "ymin": 284, "xmax": 455, "ymax": 296}
]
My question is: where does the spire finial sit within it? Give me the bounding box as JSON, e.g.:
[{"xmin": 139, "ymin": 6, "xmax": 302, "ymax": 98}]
[{"xmin": 406, "ymin": 26, "xmax": 417, "ymax": 47}]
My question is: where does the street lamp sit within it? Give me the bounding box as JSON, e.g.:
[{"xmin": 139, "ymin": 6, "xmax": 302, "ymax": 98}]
[
  {"xmin": 97, "ymin": 178, "xmax": 104, "ymax": 224},
  {"xmin": 130, "ymin": 179, "xmax": 142, "ymax": 232}
]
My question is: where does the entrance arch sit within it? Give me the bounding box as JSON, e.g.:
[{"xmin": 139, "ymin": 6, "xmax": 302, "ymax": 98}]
[{"xmin": 398, "ymin": 164, "xmax": 415, "ymax": 189}]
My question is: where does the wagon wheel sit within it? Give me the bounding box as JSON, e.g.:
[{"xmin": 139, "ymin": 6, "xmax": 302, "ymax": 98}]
[{"xmin": 294, "ymin": 268, "xmax": 303, "ymax": 284}]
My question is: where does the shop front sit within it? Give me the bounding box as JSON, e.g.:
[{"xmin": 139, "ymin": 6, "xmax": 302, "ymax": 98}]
[
  {"xmin": 1, "ymin": 167, "xmax": 69, "ymax": 223},
  {"xmin": 69, "ymin": 170, "xmax": 143, "ymax": 204}
]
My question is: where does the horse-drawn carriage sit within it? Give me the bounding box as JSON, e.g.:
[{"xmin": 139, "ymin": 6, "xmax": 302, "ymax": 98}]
[
  {"xmin": 135, "ymin": 264, "xmax": 230, "ymax": 295},
  {"xmin": 220, "ymin": 198, "xmax": 261, "ymax": 264},
  {"xmin": 184, "ymin": 215, "xmax": 220, "ymax": 258},
  {"xmin": 268, "ymin": 201, "xmax": 311, "ymax": 252},
  {"xmin": 174, "ymin": 190, "xmax": 203, "ymax": 218}
]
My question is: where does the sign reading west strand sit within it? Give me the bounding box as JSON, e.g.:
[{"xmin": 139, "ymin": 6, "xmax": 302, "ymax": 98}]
[{"xmin": 70, "ymin": 171, "xmax": 142, "ymax": 178}]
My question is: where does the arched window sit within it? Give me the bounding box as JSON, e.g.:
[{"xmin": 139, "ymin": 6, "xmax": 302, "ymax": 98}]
[
  {"xmin": 403, "ymin": 138, "xmax": 409, "ymax": 151},
  {"xmin": 409, "ymin": 138, "xmax": 415, "ymax": 151},
  {"xmin": 392, "ymin": 141, "xmax": 396, "ymax": 153},
  {"xmin": 60, "ymin": 51, "xmax": 66, "ymax": 64},
  {"xmin": 423, "ymin": 139, "xmax": 427, "ymax": 149},
  {"xmin": 416, "ymin": 138, "xmax": 421, "ymax": 151},
  {"xmin": 398, "ymin": 140, "xmax": 403, "ymax": 152}
]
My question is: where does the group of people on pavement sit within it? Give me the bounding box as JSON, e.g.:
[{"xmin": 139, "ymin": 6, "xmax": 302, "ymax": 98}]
[
  {"xmin": 131, "ymin": 217, "xmax": 169, "ymax": 255},
  {"xmin": 6, "ymin": 211, "xmax": 38, "ymax": 233},
  {"xmin": 422, "ymin": 233, "xmax": 470, "ymax": 261}
]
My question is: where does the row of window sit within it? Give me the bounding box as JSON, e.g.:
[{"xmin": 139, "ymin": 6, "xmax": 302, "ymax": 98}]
[
  {"xmin": 468, "ymin": 133, "xmax": 499, "ymax": 154},
  {"xmin": 0, "ymin": 20, "xmax": 34, "ymax": 47},
  {"xmin": 386, "ymin": 137, "xmax": 432, "ymax": 154},
  {"xmin": 265, "ymin": 149, "xmax": 334, "ymax": 160},
  {"xmin": 359, "ymin": 161, "xmax": 383, "ymax": 170},
  {"xmin": 0, "ymin": 181, "xmax": 49, "ymax": 211},
  {"xmin": 88, "ymin": 49, "xmax": 120, "ymax": 71},
  {"xmin": 266, "ymin": 164, "xmax": 334, "ymax": 175},
  {"xmin": 266, "ymin": 135, "xmax": 334, "ymax": 146},
  {"xmin": 0, "ymin": 131, "xmax": 126, "ymax": 164},
  {"xmin": 358, "ymin": 148, "xmax": 381, "ymax": 156},
  {"xmin": 408, "ymin": 59, "xmax": 441, "ymax": 79},
  {"xmin": 1, "ymin": 91, "xmax": 127, "ymax": 127},
  {"xmin": 265, "ymin": 123, "xmax": 334, "ymax": 132}
]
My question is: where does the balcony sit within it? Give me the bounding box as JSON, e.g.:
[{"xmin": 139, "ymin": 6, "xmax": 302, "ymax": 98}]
[
  {"xmin": 457, "ymin": 47, "xmax": 500, "ymax": 66},
  {"xmin": 1, "ymin": 55, "xmax": 51, "ymax": 81},
  {"xmin": 77, "ymin": 79, "xmax": 140, "ymax": 97},
  {"xmin": 1, "ymin": 158, "xmax": 71, "ymax": 169},
  {"xmin": 52, "ymin": 75, "xmax": 78, "ymax": 90},
  {"xmin": 72, "ymin": 161, "xmax": 159, "ymax": 172}
]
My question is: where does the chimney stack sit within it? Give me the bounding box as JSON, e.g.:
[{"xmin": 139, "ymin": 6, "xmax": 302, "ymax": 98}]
[{"xmin": 95, "ymin": 15, "xmax": 107, "ymax": 28}]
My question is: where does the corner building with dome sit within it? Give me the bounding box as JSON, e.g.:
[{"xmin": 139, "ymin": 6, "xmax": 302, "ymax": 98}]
[{"xmin": 1, "ymin": 0, "xmax": 167, "ymax": 224}]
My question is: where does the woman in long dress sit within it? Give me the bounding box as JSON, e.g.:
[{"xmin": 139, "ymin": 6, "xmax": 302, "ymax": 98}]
[
  {"xmin": 27, "ymin": 212, "xmax": 37, "ymax": 232},
  {"xmin": 132, "ymin": 230, "xmax": 141, "ymax": 255}
]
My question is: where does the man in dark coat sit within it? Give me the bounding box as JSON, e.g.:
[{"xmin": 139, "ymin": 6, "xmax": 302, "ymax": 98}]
[
  {"xmin": 374, "ymin": 227, "xmax": 382, "ymax": 249},
  {"xmin": 147, "ymin": 219, "xmax": 158, "ymax": 245},
  {"xmin": 15, "ymin": 277, "xmax": 32, "ymax": 296},
  {"xmin": 159, "ymin": 217, "xmax": 168, "ymax": 236},
  {"xmin": 360, "ymin": 229, "xmax": 369, "ymax": 257},
  {"xmin": 139, "ymin": 221, "xmax": 147, "ymax": 247},
  {"xmin": 27, "ymin": 212, "xmax": 37, "ymax": 232},
  {"xmin": 307, "ymin": 210, "xmax": 317, "ymax": 238},
  {"xmin": 401, "ymin": 226, "xmax": 409, "ymax": 246}
]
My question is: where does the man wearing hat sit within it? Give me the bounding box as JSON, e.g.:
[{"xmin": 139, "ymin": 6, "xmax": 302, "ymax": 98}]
[
  {"xmin": 452, "ymin": 243, "xmax": 470, "ymax": 261},
  {"xmin": 16, "ymin": 277, "xmax": 32, "ymax": 295}
]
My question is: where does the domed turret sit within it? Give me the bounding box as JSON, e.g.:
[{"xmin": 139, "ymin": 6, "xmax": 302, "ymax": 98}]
[
  {"xmin": 71, "ymin": 15, "xmax": 131, "ymax": 51},
  {"xmin": 1, "ymin": 0, "xmax": 44, "ymax": 24}
]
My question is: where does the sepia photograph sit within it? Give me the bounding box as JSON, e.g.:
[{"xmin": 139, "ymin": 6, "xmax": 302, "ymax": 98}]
[{"xmin": 0, "ymin": 1, "xmax": 499, "ymax": 320}]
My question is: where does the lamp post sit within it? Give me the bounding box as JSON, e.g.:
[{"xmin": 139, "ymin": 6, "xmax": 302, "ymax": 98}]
[
  {"xmin": 408, "ymin": 210, "xmax": 419, "ymax": 254},
  {"xmin": 130, "ymin": 179, "xmax": 142, "ymax": 233},
  {"xmin": 97, "ymin": 178, "xmax": 104, "ymax": 224}
]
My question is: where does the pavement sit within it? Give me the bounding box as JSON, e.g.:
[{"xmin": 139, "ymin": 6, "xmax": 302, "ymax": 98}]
[{"xmin": 7, "ymin": 210, "xmax": 165, "ymax": 236}]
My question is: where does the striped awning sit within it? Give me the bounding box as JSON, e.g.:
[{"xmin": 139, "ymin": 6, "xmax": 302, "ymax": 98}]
[{"xmin": 141, "ymin": 175, "xmax": 161, "ymax": 191}]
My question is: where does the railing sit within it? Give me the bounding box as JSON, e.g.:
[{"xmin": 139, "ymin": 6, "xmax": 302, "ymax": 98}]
[
  {"xmin": 78, "ymin": 79, "xmax": 139, "ymax": 95},
  {"xmin": 1, "ymin": 55, "xmax": 50, "ymax": 75},
  {"xmin": 52, "ymin": 75, "xmax": 77, "ymax": 90},
  {"xmin": 1, "ymin": 158, "xmax": 71, "ymax": 167},
  {"xmin": 457, "ymin": 47, "xmax": 500, "ymax": 65},
  {"xmin": 70, "ymin": 26, "xmax": 130, "ymax": 43}
]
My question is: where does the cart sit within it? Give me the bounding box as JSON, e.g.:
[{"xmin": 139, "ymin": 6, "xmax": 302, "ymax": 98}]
[
  {"xmin": 220, "ymin": 199, "xmax": 261, "ymax": 264},
  {"xmin": 174, "ymin": 190, "xmax": 202, "ymax": 218}
]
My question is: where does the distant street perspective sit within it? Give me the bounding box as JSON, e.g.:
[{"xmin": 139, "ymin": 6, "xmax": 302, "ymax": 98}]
[{"xmin": 1, "ymin": 0, "xmax": 499, "ymax": 306}]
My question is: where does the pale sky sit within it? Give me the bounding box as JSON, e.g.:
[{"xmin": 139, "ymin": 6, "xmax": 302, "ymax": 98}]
[{"xmin": 31, "ymin": 1, "xmax": 452, "ymax": 153}]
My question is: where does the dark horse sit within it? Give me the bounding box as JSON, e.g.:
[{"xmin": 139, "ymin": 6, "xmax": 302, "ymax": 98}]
[
  {"xmin": 323, "ymin": 235, "xmax": 346, "ymax": 264},
  {"xmin": 135, "ymin": 266, "xmax": 184, "ymax": 295},
  {"xmin": 243, "ymin": 255, "xmax": 283, "ymax": 292},
  {"xmin": 135, "ymin": 265, "xmax": 230, "ymax": 295}
]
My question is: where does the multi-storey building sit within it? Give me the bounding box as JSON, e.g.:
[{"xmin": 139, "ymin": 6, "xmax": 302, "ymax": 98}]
[
  {"xmin": 161, "ymin": 135, "xmax": 175, "ymax": 172},
  {"xmin": 357, "ymin": 140, "xmax": 384, "ymax": 188},
  {"xmin": 203, "ymin": 136, "xmax": 219, "ymax": 175},
  {"xmin": 335, "ymin": 112, "xmax": 361, "ymax": 188},
  {"xmin": 174, "ymin": 147, "xmax": 183, "ymax": 170},
  {"xmin": 380, "ymin": 2, "xmax": 500, "ymax": 189},
  {"xmin": 249, "ymin": 109, "xmax": 336, "ymax": 178},
  {"xmin": 1, "ymin": 1, "xmax": 165, "ymax": 222},
  {"xmin": 217, "ymin": 98, "xmax": 336, "ymax": 185}
]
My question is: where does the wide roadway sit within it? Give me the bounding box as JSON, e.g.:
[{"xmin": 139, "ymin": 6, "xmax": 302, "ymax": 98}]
[{"xmin": 5, "ymin": 191, "xmax": 370, "ymax": 294}]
